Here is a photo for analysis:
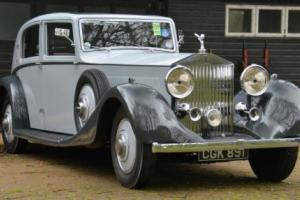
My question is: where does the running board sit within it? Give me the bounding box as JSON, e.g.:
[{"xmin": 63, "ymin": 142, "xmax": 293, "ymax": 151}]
[{"xmin": 14, "ymin": 128, "xmax": 92, "ymax": 147}]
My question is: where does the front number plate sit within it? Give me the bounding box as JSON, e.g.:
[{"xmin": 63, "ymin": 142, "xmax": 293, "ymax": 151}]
[{"xmin": 198, "ymin": 149, "xmax": 248, "ymax": 162}]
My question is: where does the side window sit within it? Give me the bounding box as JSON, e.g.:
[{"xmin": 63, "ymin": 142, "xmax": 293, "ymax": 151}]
[
  {"xmin": 228, "ymin": 8, "xmax": 253, "ymax": 33},
  {"xmin": 23, "ymin": 25, "xmax": 39, "ymax": 58},
  {"xmin": 225, "ymin": 5, "xmax": 255, "ymax": 37},
  {"xmin": 286, "ymin": 8, "xmax": 300, "ymax": 36},
  {"xmin": 257, "ymin": 8, "xmax": 284, "ymax": 36},
  {"xmin": 47, "ymin": 23, "xmax": 74, "ymax": 56}
]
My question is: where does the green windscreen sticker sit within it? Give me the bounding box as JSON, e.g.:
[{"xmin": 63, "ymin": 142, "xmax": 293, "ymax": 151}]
[{"xmin": 152, "ymin": 22, "xmax": 161, "ymax": 36}]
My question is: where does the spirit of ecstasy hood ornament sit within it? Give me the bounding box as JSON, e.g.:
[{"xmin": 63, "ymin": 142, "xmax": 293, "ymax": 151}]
[{"xmin": 194, "ymin": 33, "xmax": 206, "ymax": 54}]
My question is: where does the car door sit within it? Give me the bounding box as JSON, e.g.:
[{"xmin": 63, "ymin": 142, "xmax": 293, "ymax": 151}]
[
  {"xmin": 16, "ymin": 23, "xmax": 46, "ymax": 130},
  {"xmin": 40, "ymin": 21, "xmax": 79, "ymax": 135}
]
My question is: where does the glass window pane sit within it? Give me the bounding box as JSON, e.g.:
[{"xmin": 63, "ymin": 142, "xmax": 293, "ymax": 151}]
[
  {"xmin": 47, "ymin": 23, "xmax": 74, "ymax": 56},
  {"xmin": 228, "ymin": 9, "xmax": 252, "ymax": 33},
  {"xmin": 288, "ymin": 10, "xmax": 300, "ymax": 33},
  {"xmin": 81, "ymin": 20, "xmax": 174, "ymax": 50},
  {"xmin": 23, "ymin": 25, "xmax": 39, "ymax": 58},
  {"xmin": 258, "ymin": 9, "xmax": 282, "ymax": 33}
]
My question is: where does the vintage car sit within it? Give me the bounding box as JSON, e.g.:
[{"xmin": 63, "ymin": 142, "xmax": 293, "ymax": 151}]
[{"xmin": 0, "ymin": 13, "xmax": 300, "ymax": 188}]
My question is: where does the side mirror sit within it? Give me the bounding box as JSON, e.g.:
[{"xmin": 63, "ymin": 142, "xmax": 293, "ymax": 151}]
[
  {"xmin": 54, "ymin": 28, "xmax": 74, "ymax": 46},
  {"xmin": 178, "ymin": 29, "xmax": 184, "ymax": 47}
]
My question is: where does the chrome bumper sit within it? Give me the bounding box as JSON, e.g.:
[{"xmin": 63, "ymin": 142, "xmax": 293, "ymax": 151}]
[{"xmin": 152, "ymin": 138, "xmax": 300, "ymax": 153}]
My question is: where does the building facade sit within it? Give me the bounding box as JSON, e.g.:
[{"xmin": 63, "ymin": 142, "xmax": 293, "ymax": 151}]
[{"xmin": 1, "ymin": 0, "xmax": 300, "ymax": 86}]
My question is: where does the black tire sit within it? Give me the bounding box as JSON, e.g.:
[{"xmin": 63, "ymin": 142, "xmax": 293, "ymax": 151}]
[
  {"xmin": 1, "ymin": 95, "xmax": 27, "ymax": 153},
  {"xmin": 74, "ymin": 69, "xmax": 110, "ymax": 130},
  {"xmin": 249, "ymin": 147, "xmax": 298, "ymax": 182},
  {"xmin": 111, "ymin": 108, "xmax": 156, "ymax": 188}
]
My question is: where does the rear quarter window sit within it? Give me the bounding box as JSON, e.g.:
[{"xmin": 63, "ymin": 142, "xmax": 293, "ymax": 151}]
[{"xmin": 22, "ymin": 24, "xmax": 39, "ymax": 58}]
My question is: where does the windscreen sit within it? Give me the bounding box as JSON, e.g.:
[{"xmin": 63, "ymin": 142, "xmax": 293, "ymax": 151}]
[{"xmin": 81, "ymin": 20, "xmax": 175, "ymax": 51}]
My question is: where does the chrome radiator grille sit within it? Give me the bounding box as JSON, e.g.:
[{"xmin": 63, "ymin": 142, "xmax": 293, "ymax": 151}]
[{"xmin": 179, "ymin": 62, "xmax": 235, "ymax": 137}]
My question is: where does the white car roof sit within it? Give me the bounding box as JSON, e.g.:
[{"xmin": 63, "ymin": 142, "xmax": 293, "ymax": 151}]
[{"xmin": 24, "ymin": 13, "xmax": 174, "ymax": 25}]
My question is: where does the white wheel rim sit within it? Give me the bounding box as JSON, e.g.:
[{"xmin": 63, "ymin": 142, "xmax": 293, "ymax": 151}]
[
  {"xmin": 76, "ymin": 84, "xmax": 96, "ymax": 128},
  {"xmin": 115, "ymin": 118, "xmax": 137, "ymax": 174},
  {"xmin": 2, "ymin": 104, "xmax": 14, "ymax": 143}
]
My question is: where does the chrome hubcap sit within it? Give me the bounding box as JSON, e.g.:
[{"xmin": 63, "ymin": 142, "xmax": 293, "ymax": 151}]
[
  {"xmin": 115, "ymin": 118, "xmax": 137, "ymax": 174},
  {"xmin": 76, "ymin": 85, "xmax": 96, "ymax": 128},
  {"xmin": 2, "ymin": 104, "xmax": 14, "ymax": 143}
]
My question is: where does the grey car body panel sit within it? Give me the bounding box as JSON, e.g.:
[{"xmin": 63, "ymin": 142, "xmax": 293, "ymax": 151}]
[
  {"xmin": 16, "ymin": 62, "xmax": 179, "ymax": 134},
  {"xmin": 80, "ymin": 51, "xmax": 192, "ymax": 66},
  {"xmin": 12, "ymin": 83, "xmax": 204, "ymax": 147},
  {"xmin": 234, "ymin": 79, "xmax": 300, "ymax": 139}
]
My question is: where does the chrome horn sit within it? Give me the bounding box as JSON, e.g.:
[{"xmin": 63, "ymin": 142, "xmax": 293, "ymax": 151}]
[
  {"xmin": 235, "ymin": 102, "xmax": 262, "ymax": 122},
  {"xmin": 247, "ymin": 107, "xmax": 262, "ymax": 122},
  {"xmin": 189, "ymin": 107, "xmax": 202, "ymax": 122},
  {"xmin": 205, "ymin": 109, "xmax": 222, "ymax": 127}
]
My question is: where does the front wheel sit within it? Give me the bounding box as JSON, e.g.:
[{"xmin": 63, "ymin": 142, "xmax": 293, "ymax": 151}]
[
  {"xmin": 249, "ymin": 147, "xmax": 298, "ymax": 182},
  {"xmin": 111, "ymin": 108, "xmax": 156, "ymax": 188}
]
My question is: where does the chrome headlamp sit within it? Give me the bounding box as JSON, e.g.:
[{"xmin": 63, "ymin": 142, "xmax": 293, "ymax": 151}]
[
  {"xmin": 165, "ymin": 65, "xmax": 194, "ymax": 99},
  {"xmin": 240, "ymin": 64, "xmax": 270, "ymax": 96}
]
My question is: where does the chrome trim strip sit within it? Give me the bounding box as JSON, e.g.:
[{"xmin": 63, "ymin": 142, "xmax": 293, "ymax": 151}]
[
  {"xmin": 152, "ymin": 138, "xmax": 300, "ymax": 153},
  {"xmin": 12, "ymin": 62, "xmax": 171, "ymax": 75}
]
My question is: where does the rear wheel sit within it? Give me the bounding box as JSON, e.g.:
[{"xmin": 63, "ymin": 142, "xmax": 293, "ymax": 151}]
[
  {"xmin": 111, "ymin": 108, "xmax": 156, "ymax": 188},
  {"xmin": 249, "ymin": 147, "xmax": 298, "ymax": 182},
  {"xmin": 1, "ymin": 96, "xmax": 27, "ymax": 153},
  {"xmin": 75, "ymin": 84, "xmax": 97, "ymax": 128},
  {"xmin": 74, "ymin": 69, "xmax": 110, "ymax": 130}
]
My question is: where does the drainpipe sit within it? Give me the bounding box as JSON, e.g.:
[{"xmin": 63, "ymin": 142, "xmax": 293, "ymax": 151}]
[
  {"xmin": 264, "ymin": 40, "xmax": 270, "ymax": 68},
  {"xmin": 242, "ymin": 40, "xmax": 248, "ymax": 68}
]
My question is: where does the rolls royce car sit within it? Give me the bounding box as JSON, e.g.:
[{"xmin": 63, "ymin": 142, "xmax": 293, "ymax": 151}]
[{"xmin": 0, "ymin": 13, "xmax": 300, "ymax": 188}]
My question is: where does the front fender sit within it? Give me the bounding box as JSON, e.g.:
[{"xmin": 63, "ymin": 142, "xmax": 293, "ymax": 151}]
[
  {"xmin": 100, "ymin": 83, "xmax": 203, "ymax": 144},
  {"xmin": 234, "ymin": 79, "xmax": 300, "ymax": 139}
]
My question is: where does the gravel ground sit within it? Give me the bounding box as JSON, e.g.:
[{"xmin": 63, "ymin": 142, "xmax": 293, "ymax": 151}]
[{"xmin": 0, "ymin": 137, "xmax": 299, "ymax": 200}]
